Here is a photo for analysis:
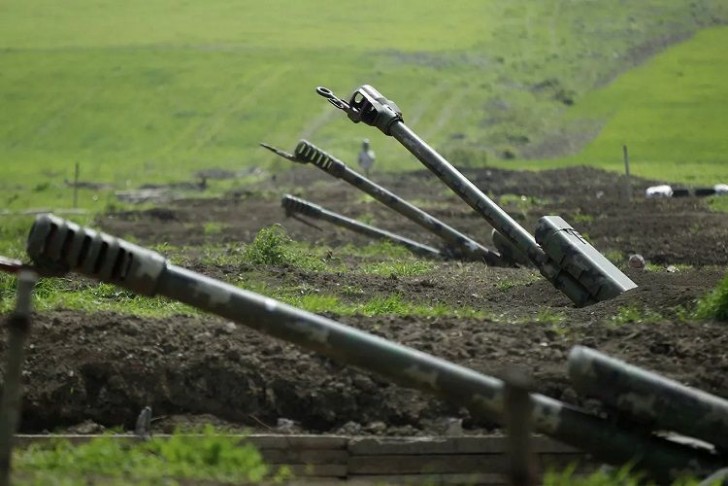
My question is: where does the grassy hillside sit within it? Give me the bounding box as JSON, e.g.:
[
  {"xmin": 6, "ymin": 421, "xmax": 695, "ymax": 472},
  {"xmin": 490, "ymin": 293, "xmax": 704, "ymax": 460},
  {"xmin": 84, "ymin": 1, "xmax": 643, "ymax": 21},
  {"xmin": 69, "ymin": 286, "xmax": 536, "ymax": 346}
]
[
  {"xmin": 498, "ymin": 26, "xmax": 728, "ymax": 185},
  {"xmin": 1, "ymin": 0, "xmax": 726, "ymax": 210}
]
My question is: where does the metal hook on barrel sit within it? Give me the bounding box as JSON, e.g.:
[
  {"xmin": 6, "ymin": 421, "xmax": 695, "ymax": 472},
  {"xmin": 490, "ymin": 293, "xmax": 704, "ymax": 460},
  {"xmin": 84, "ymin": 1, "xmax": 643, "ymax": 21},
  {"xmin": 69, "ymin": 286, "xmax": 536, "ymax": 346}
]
[
  {"xmin": 316, "ymin": 86, "xmax": 357, "ymax": 115},
  {"xmin": 260, "ymin": 142, "xmax": 298, "ymax": 162}
]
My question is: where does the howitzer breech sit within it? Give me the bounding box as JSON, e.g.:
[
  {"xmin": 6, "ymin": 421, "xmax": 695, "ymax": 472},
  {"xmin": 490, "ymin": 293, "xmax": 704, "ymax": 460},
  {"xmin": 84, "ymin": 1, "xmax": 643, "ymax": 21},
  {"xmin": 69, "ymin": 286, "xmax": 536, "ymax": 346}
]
[
  {"xmin": 24, "ymin": 214, "xmax": 724, "ymax": 482},
  {"xmin": 316, "ymin": 84, "xmax": 637, "ymax": 307},
  {"xmin": 569, "ymin": 345, "xmax": 728, "ymax": 450}
]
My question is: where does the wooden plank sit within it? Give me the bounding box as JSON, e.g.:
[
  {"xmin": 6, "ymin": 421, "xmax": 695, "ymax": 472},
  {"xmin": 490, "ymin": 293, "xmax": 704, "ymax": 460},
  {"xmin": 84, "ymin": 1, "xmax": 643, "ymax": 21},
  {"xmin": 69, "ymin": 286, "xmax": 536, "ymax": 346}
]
[
  {"xmin": 285, "ymin": 463, "xmax": 348, "ymax": 477},
  {"xmin": 349, "ymin": 436, "xmax": 506, "ymax": 455},
  {"xmin": 348, "ymin": 473, "xmax": 510, "ymax": 485},
  {"xmin": 348, "ymin": 454, "xmax": 509, "ymax": 475},
  {"xmin": 349, "ymin": 435, "xmax": 579, "ymax": 455},
  {"xmin": 261, "ymin": 449, "xmax": 348, "ymax": 465},
  {"xmin": 247, "ymin": 434, "xmax": 347, "ymax": 450}
]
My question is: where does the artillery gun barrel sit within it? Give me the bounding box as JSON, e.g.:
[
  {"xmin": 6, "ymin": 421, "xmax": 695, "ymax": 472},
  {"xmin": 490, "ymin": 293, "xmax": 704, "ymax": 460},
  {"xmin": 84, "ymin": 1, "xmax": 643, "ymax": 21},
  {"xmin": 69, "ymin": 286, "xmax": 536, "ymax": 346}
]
[
  {"xmin": 315, "ymin": 85, "xmax": 637, "ymax": 307},
  {"xmin": 568, "ymin": 345, "xmax": 728, "ymax": 450},
  {"xmin": 281, "ymin": 194, "xmax": 442, "ymax": 259},
  {"xmin": 262, "ymin": 140, "xmax": 502, "ymax": 265},
  {"xmin": 24, "ymin": 214, "xmax": 725, "ymax": 482}
]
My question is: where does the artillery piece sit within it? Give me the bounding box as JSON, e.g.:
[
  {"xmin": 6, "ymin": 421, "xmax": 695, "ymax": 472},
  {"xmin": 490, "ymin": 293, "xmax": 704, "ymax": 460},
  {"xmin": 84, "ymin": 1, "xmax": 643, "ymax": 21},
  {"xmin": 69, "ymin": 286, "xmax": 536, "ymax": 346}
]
[
  {"xmin": 12, "ymin": 214, "xmax": 727, "ymax": 483},
  {"xmin": 315, "ymin": 85, "xmax": 637, "ymax": 307},
  {"xmin": 262, "ymin": 140, "xmax": 504, "ymax": 265},
  {"xmin": 281, "ymin": 194, "xmax": 443, "ymax": 259}
]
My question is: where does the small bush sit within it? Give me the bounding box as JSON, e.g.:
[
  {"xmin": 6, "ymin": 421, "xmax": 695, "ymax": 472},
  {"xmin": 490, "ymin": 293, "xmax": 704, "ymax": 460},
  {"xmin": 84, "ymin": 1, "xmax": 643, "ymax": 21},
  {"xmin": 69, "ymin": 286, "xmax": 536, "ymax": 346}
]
[
  {"xmin": 694, "ymin": 273, "xmax": 728, "ymax": 321},
  {"xmin": 245, "ymin": 225, "xmax": 291, "ymax": 265}
]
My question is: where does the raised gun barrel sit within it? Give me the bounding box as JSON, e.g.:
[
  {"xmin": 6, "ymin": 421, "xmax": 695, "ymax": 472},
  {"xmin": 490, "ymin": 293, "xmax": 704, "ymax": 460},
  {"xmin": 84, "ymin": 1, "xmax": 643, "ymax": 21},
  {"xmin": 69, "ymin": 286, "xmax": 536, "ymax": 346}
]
[
  {"xmin": 262, "ymin": 140, "xmax": 503, "ymax": 265},
  {"xmin": 281, "ymin": 194, "xmax": 443, "ymax": 259},
  {"xmin": 23, "ymin": 214, "xmax": 725, "ymax": 483},
  {"xmin": 568, "ymin": 345, "xmax": 728, "ymax": 451},
  {"xmin": 316, "ymin": 85, "xmax": 637, "ymax": 307}
]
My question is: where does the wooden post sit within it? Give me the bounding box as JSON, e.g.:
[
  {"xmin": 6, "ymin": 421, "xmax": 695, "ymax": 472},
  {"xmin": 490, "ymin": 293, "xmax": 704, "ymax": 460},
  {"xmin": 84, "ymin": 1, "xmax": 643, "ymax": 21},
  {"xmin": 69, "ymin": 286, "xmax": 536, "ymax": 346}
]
[
  {"xmin": 622, "ymin": 145, "xmax": 632, "ymax": 202},
  {"xmin": 0, "ymin": 270, "xmax": 38, "ymax": 486},
  {"xmin": 503, "ymin": 368, "xmax": 538, "ymax": 486},
  {"xmin": 73, "ymin": 162, "xmax": 80, "ymax": 208}
]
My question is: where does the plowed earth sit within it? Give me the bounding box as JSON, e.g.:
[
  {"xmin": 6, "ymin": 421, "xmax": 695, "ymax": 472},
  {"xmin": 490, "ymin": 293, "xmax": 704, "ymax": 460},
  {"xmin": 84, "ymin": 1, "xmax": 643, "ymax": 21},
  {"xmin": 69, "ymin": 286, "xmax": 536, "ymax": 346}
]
[{"xmin": 3, "ymin": 165, "xmax": 728, "ymax": 435}]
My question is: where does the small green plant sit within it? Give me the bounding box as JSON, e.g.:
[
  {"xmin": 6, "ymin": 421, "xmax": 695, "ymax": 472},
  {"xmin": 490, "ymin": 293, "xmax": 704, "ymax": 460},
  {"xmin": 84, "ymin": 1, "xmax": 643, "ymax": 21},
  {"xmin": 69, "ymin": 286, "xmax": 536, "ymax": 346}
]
[
  {"xmin": 535, "ymin": 309, "xmax": 565, "ymax": 325},
  {"xmin": 202, "ymin": 221, "xmax": 225, "ymax": 236},
  {"xmin": 603, "ymin": 249, "xmax": 624, "ymax": 266},
  {"xmin": 244, "ymin": 225, "xmax": 291, "ymax": 265},
  {"xmin": 362, "ymin": 260, "xmax": 434, "ymax": 278},
  {"xmin": 611, "ymin": 305, "xmax": 664, "ymax": 325},
  {"xmin": 14, "ymin": 426, "xmax": 291, "ymax": 485},
  {"xmin": 694, "ymin": 272, "xmax": 728, "ymax": 322}
]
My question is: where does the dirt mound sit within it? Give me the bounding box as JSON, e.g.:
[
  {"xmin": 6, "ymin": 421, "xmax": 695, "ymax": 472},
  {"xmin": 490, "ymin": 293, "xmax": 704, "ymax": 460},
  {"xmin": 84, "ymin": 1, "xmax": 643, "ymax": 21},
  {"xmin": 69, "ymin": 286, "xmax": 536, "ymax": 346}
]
[{"xmin": 3, "ymin": 165, "xmax": 728, "ymax": 434}]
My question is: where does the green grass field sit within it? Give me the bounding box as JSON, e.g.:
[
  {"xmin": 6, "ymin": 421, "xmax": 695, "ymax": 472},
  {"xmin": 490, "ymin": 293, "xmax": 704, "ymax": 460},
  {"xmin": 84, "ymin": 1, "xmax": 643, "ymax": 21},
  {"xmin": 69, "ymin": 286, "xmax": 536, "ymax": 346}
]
[
  {"xmin": 1, "ymin": 0, "xmax": 727, "ymax": 211},
  {"xmin": 497, "ymin": 26, "xmax": 728, "ymax": 184}
]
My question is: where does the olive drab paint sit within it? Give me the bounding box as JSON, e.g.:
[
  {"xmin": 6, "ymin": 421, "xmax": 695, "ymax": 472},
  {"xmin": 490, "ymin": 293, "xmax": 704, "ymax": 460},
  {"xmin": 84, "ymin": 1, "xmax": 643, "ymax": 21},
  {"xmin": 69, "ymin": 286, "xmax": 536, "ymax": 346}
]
[
  {"xmin": 316, "ymin": 84, "xmax": 637, "ymax": 307},
  {"xmin": 25, "ymin": 214, "xmax": 723, "ymax": 483},
  {"xmin": 262, "ymin": 140, "xmax": 504, "ymax": 265}
]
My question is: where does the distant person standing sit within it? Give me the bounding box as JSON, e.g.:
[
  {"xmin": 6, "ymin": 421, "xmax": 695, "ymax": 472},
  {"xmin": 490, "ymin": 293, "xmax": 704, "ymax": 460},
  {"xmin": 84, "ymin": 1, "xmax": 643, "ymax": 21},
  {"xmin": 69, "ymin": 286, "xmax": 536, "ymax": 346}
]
[{"xmin": 358, "ymin": 138, "xmax": 376, "ymax": 178}]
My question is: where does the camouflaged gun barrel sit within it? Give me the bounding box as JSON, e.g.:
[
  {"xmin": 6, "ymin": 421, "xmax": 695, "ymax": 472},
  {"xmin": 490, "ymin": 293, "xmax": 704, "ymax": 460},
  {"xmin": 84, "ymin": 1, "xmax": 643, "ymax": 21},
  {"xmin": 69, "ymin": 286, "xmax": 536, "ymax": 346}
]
[
  {"xmin": 568, "ymin": 345, "xmax": 728, "ymax": 450},
  {"xmin": 281, "ymin": 194, "xmax": 442, "ymax": 259},
  {"xmin": 24, "ymin": 214, "xmax": 725, "ymax": 483},
  {"xmin": 262, "ymin": 140, "xmax": 503, "ymax": 265},
  {"xmin": 316, "ymin": 85, "xmax": 638, "ymax": 307}
]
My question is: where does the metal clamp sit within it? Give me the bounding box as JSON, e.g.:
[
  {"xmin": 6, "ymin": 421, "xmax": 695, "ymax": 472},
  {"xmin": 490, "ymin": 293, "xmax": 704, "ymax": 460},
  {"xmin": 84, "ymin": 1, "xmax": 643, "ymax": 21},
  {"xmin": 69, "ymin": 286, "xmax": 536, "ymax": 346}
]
[{"xmin": 316, "ymin": 85, "xmax": 403, "ymax": 135}]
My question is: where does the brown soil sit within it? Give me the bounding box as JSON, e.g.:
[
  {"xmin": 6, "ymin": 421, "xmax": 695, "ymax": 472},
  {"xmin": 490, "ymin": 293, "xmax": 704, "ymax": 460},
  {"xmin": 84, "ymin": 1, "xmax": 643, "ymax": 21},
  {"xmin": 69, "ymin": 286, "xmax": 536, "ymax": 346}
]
[{"xmin": 2, "ymin": 165, "xmax": 728, "ymax": 435}]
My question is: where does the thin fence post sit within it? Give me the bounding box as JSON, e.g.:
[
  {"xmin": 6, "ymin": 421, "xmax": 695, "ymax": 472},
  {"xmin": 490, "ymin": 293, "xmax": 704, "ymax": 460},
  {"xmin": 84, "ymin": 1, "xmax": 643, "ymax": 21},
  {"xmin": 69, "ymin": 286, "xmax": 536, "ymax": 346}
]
[
  {"xmin": 623, "ymin": 145, "xmax": 632, "ymax": 202},
  {"xmin": 0, "ymin": 270, "xmax": 38, "ymax": 486},
  {"xmin": 73, "ymin": 162, "xmax": 80, "ymax": 209},
  {"xmin": 503, "ymin": 368, "xmax": 538, "ymax": 486}
]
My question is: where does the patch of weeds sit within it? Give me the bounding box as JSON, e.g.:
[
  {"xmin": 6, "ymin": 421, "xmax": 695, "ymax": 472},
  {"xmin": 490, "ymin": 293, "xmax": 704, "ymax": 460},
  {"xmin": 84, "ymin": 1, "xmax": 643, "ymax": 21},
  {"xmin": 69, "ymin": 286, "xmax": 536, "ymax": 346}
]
[
  {"xmin": 356, "ymin": 213, "xmax": 375, "ymax": 225},
  {"xmin": 202, "ymin": 221, "xmax": 225, "ymax": 236},
  {"xmin": 354, "ymin": 193, "xmax": 377, "ymax": 204},
  {"xmin": 244, "ymin": 225, "xmax": 326, "ymax": 271},
  {"xmin": 285, "ymin": 293, "xmax": 342, "ymax": 314},
  {"xmin": 611, "ymin": 305, "xmax": 664, "ymax": 325},
  {"xmin": 498, "ymin": 193, "xmax": 547, "ymax": 210},
  {"xmin": 0, "ymin": 215, "xmax": 34, "ymax": 258},
  {"xmin": 534, "ymin": 309, "xmax": 565, "ymax": 325},
  {"xmin": 571, "ymin": 212, "xmax": 594, "ymax": 224},
  {"xmin": 245, "ymin": 225, "xmax": 290, "ymax": 265},
  {"xmin": 694, "ymin": 272, "xmax": 728, "ymax": 322},
  {"xmin": 442, "ymin": 145, "xmax": 488, "ymax": 168},
  {"xmin": 494, "ymin": 272, "xmax": 541, "ymax": 291},
  {"xmin": 544, "ymin": 462, "xmax": 705, "ymax": 485},
  {"xmin": 603, "ymin": 249, "xmax": 624, "ymax": 266},
  {"xmin": 360, "ymin": 294, "xmax": 410, "ymax": 316},
  {"xmin": 340, "ymin": 284, "xmax": 365, "ymax": 297},
  {"xmin": 339, "ymin": 240, "xmax": 411, "ymax": 260},
  {"xmin": 199, "ymin": 243, "xmax": 246, "ymax": 267},
  {"xmin": 708, "ymin": 195, "xmax": 728, "ymax": 214},
  {"xmin": 148, "ymin": 241, "xmax": 180, "ymax": 256},
  {"xmin": 358, "ymin": 294, "xmax": 485, "ymax": 319},
  {"xmin": 361, "ymin": 260, "xmax": 435, "ymax": 278},
  {"xmin": 14, "ymin": 425, "xmax": 291, "ymax": 485}
]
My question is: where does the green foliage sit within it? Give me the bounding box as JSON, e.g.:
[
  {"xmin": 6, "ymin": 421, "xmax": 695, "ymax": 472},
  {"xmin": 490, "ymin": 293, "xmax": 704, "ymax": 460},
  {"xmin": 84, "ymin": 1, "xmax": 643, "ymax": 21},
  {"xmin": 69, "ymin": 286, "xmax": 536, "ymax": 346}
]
[
  {"xmin": 611, "ymin": 305, "xmax": 664, "ymax": 325},
  {"xmin": 14, "ymin": 426, "xmax": 291, "ymax": 485},
  {"xmin": 708, "ymin": 195, "xmax": 728, "ymax": 213},
  {"xmin": 498, "ymin": 26, "xmax": 728, "ymax": 185},
  {"xmin": 245, "ymin": 225, "xmax": 291, "ymax": 265},
  {"xmin": 243, "ymin": 225, "xmax": 326, "ymax": 271},
  {"xmin": 202, "ymin": 221, "xmax": 225, "ymax": 236},
  {"xmin": 694, "ymin": 272, "xmax": 728, "ymax": 321},
  {"xmin": 362, "ymin": 260, "xmax": 435, "ymax": 278},
  {"xmin": 1, "ymin": 0, "xmax": 726, "ymax": 212}
]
